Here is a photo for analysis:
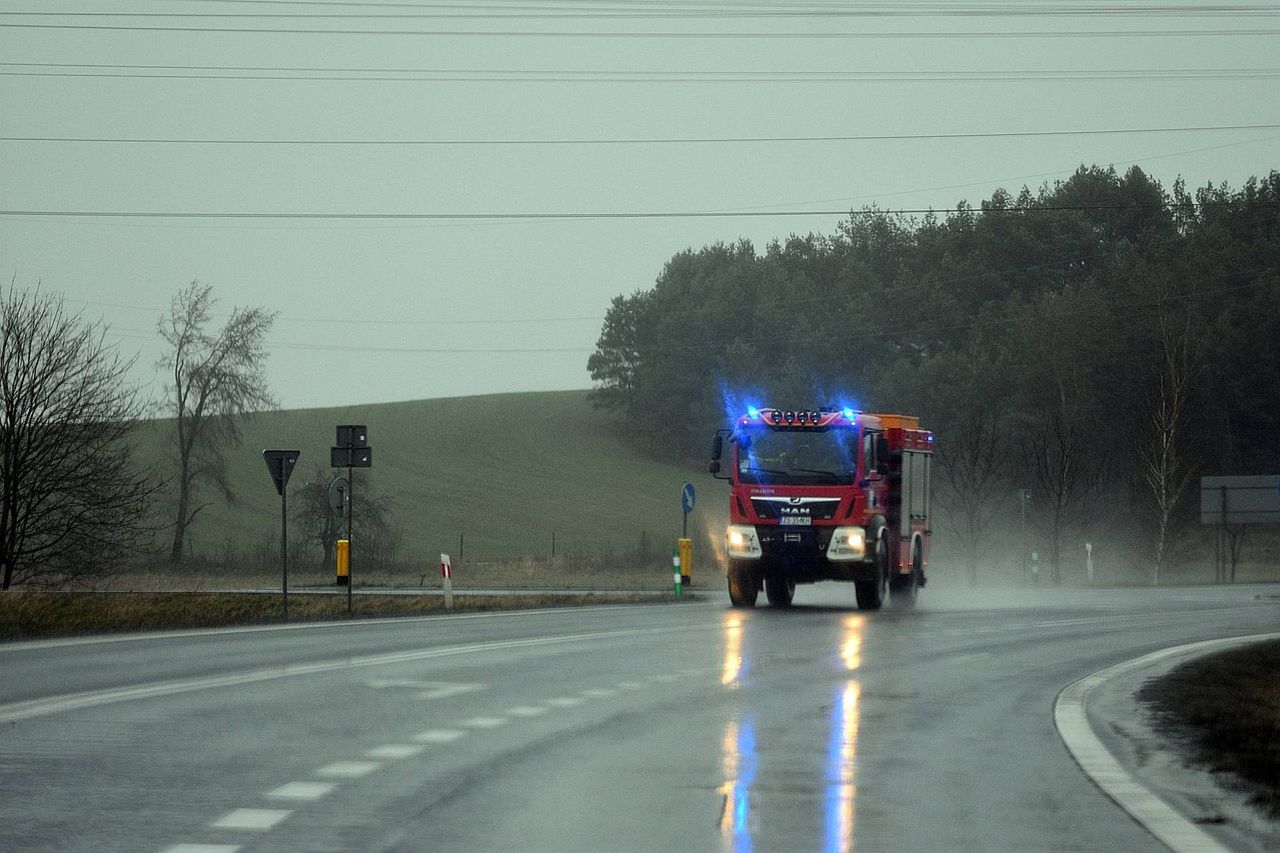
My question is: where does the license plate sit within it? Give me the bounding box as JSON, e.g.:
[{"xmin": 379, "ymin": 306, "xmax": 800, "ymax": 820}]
[{"xmin": 779, "ymin": 516, "xmax": 811, "ymax": 526}]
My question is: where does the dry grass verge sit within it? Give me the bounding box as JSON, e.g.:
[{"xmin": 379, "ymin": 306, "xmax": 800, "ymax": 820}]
[
  {"xmin": 0, "ymin": 590, "xmax": 681, "ymax": 643},
  {"xmin": 1139, "ymin": 638, "xmax": 1280, "ymax": 818}
]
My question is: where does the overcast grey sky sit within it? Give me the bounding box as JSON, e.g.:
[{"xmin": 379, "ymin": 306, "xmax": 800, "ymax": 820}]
[{"xmin": 2, "ymin": 0, "xmax": 1278, "ymax": 409}]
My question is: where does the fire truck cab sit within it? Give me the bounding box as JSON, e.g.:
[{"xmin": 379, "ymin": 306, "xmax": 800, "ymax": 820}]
[{"xmin": 709, "ymin": 406, "xmax": 934, "ymax": 610}]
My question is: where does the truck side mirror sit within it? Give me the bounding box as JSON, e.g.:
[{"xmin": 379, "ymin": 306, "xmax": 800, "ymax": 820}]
[
  {"xmin": 711, "ymin": 434, "xmax": 724, "ymax": 462},
  {"xmin": 709, "ymin": 460, "xmax": 721, "ymax": 475}
]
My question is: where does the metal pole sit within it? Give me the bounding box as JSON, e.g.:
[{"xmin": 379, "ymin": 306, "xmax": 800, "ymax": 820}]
[
  {"xmin": 551, "ymin": 530, "xmax": 556, "ymax": 559},
  {"xmin": 346, "ymin": 462, "xmax": 353, "ymax": 613},
  {"xmin": 459, "ymin": 532, "xmax": 464, "ymax": 565},
  {"xmin": 682, "ymin": 510, "xmax": 688, "ymax": 539},
  {"xmin": 280, "ymin": 457, "xmax": 288, "ymax": 618},
  {"xmin": 1020, "ymin": 489, "xmax": 1028, "ymax": 585}
]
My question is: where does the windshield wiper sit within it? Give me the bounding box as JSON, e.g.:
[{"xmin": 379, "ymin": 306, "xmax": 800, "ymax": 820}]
[
  {"xmin": 790, "ymin": 467, "xmax": 843, "ymax": 482},
  {"xmin": 742, "ymin": 467, "xmax": 792, "ymax": 483}
]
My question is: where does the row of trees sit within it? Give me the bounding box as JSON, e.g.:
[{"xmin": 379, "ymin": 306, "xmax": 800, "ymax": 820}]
[
  {"xmin": 0, "ymin": 281, "xmax": 291, "ymax": 588},
  {"xmin": 588, "ymin": 166, "xmax": 1280, "ymax": 584}
]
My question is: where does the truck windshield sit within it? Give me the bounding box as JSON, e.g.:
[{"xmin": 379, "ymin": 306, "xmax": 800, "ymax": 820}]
[{"xmin": 736, "ymin": 428, "xmax": 859, "ymax": 485}]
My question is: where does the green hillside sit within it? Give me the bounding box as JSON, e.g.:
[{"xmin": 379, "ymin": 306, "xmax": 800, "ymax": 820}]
[{"xmin": 137, "ymin": 390, "xmax": 724, "ymax": 570}]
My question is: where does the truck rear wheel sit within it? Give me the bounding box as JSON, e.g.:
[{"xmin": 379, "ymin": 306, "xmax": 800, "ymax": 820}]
[
  {"xmin": 889, "ymin": 547, "xmax": 920, "ymax": 609},
  {"xmin": 764, "ymin": 574, "xmax": 795, "ymax": 608},
  {"xmin": 727, "ymin": 561, "xmax": 758, "ymax": 608}
]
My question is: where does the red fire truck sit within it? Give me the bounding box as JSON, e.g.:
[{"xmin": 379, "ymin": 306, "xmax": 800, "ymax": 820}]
[{"xmin": 709, "ymin": 406, "xmax": 935, "ymax": 610}]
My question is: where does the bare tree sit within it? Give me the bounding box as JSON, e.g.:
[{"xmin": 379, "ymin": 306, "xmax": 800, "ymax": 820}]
[
  {"xmin": 293, "ymin": 466, "xmax": 397, "ymax": 572},
  {"xmin": 1137, "ymin": 307, "xmax": 1198, "ymax": 586},
  {"xmin": 1018, "ymin": 287, "xmax": 1113, "ymax": 585},
  {"xmin": 0, "ymin": 283, "xmax": 155, "ymax": 589},
  {"xmin": 157, "ymin": 282, "xmax": 276, "ymax": 564}
]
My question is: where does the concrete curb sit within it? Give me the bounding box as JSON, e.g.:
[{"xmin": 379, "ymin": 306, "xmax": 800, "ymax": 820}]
[{"xmin": 1054, "ymin": 632, "xmax": 1280, "ymax": 853}]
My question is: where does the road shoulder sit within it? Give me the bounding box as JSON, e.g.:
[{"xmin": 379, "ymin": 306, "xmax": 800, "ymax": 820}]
[{"xmin": 1055, "ymin": 633, "xmax": 1280, "ymax": 853}]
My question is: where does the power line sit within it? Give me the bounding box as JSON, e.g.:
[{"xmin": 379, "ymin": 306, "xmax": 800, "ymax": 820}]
[
  {"xmin": 3, "ymin": 22, "xmax": 1279, "ymax": 37},
  {"xmin": 4, "ymin": 66, "xmax": 1278, "ymax": 84},
  {"xmin": 4, "ymin": 123, "xmax": 1277, "ymax": 146},
  {"xmin": 3, "ymin": 202, "xmax": 1277, "ymax": 221},
  {"xmin": 6, "ymin": 4, "xmax": 1280, "ymax": 18}
]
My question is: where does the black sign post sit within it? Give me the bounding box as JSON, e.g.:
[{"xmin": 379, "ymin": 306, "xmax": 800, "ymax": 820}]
[
  {"xmin": 331, "ymin": 425, "xmax": 372, "ymax": 613},
  {"xmin": 262, "ymin": 450, "xmax": 300, "ymax": 617}
]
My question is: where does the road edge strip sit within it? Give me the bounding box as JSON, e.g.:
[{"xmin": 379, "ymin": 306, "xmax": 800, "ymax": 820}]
[{"xmin": 1054, "ymin": 631, "xmax": 1280, "ymax": 853}]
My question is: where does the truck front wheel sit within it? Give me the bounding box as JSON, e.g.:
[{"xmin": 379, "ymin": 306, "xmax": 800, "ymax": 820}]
[
  {"xmin": 727, "ymin": 561, "xmax": 758, "ymax": 608},
  {"xmin": 764, "ymin": 574, "xmax": 795, "ymax": 608},
  {"xmin": 855, "ymin": 533, "xmax": 889, "ymax": 611}
]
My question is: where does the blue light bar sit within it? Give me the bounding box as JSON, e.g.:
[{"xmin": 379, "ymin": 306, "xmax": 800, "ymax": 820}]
[
  {"xmin": 746, "ymin": 406, "xmax": 760, "ymax": 419},
  {"xmin": 841, "ymin": 407, "xmax": 855, "ymax": 420}
]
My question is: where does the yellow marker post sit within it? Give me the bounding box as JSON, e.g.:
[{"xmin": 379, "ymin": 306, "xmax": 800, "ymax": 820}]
[
  {"xmin": 678, "ymin": 537, "xmax": 692, "ymax": 587},
  {"xmin": 336, "ymin": 538, "xmax": 350, "ymax": 586}
]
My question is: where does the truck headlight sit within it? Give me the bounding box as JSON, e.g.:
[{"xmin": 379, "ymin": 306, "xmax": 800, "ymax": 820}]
[
  {"xmin": 726, "ymin": 525, "xmax": 762, "ymax": 559},
  {"xmin": 827, "ymin": 526, "xmax": 866, "ymax": 561}
]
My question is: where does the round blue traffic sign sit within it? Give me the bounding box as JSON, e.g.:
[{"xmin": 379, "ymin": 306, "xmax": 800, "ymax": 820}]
[{"xmin": 681, "ymin": 481, "xmax": 696, "ymax": 514}]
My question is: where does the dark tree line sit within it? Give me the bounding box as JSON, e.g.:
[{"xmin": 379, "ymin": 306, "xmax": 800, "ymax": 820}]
[{"xmin": 588, "ymin": 166, "xmax": 1280, "ymax": 584}]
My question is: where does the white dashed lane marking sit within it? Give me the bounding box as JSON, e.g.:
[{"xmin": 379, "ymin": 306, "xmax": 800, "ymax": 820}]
[
  {"xmin": 365, "ymin": 744, "xmax": 425, "ymax": 759},
  {"xmin": 163, "ymin": 845, "xmax": 242, "ymax": 853},
  {"xmin": 616, "ymin": 681, "xmax": 643, "ymax": 690},
  {"xmin": 267, "ymin": 782, "xmax": 337, "ymax": 801},
  {"xmin": 210, "ymin": 809, "xmax": 292, "ymax": 831},
  {"xmin": 315, "ymin": 760, "xmax": 381, "ymax": 778},
  {"xmin": 506, "ymin": 705, "xmax": 548, "ymax": 717},
  {"xmin": 546, "ymin": 696, "xmax": 584, "ymax": 708},
  {"xmin": 413, "ymin": 728, "xmax": 466, "ymax": 743},
  {"xmin": 461, "ymin": 716, "xmax": 508, "ymax": 729},
  {"xmin": 581, "ymin": 688, "xmax": 617, "ymax": 698}
]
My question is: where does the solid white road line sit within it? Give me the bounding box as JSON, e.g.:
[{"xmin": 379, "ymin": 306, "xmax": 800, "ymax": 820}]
[
  {"xmin": 461, "ymin": 716, "xmax": 508, "ymax": 729},
  {"xmin": 266, "ymin": 781, "xmax": 337, "ymax": 801},
  {"xmin": 0, "ymin": 623, "xmax": 720, "ymax": 724},
  {"xmin": 506, "ymin": 705, "xmax": 548, "ymax": 717},
  {"xmin": 163, "ymin": 845, "xmax": 242, "ymax": 853},
  {"xmin": 209, "ymin": 809, "xmax": 292, "ymax": 831},
  {"xmin": 365, "ymin": 744, "xmax": 425, "ymax": 759},
  {"xmin": 315, "ymin": 760, "xmax": 381, "ymax": 778},
  {"xmin": 1054, "ymin": 632, "xmax": 1280, "ymax": 853},
  {"xmin": 412, "ymin": 728, "xmax": 466, "ymax": 743}
]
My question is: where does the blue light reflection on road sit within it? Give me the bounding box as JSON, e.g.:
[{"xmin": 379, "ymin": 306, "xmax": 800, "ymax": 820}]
[
  {"xmin": 719, "ymin": 715, "xmax": 757, "ymax": 853},
  {"xmin": 825, "ymin": 614, "xmax": 864, "ymax": 852}
]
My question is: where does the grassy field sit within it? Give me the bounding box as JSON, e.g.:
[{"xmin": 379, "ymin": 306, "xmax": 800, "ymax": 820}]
[
  {"xmin": 1139, "ymin": 639, "xmax": 1280, "ymax": 818},
  {"xmin": 134, "ymin": 390, "xmax": 726, "ymax": 575}
]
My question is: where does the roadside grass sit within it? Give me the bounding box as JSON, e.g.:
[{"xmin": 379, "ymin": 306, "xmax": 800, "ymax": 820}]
[
  {"xmin": 1139, "ymin": 638, "xmax": 1280, "ymax": 817},
  {"xmin": 0, "ymin": 589, "xmax": 683, "ymax": 643}
]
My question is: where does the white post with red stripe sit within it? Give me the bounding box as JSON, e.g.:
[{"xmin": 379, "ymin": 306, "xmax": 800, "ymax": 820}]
[{"xmin": 440, "ymin": 553, "xmax": 454, "ymax": 610}]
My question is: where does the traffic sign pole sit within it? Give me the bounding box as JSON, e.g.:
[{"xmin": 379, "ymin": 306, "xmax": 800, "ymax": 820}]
[
  {"xmin": 280, "ymin": 456, "xmax": 288, "ymax": 617},
  {"xmin": 262, "ymin": 450, "xmax": 300, "ymax": 619}
]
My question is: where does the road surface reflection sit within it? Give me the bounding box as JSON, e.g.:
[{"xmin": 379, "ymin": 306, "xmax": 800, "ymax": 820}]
[{"xmin": 717, "ymin": 611, "xmax": 864, "ymax": 852}]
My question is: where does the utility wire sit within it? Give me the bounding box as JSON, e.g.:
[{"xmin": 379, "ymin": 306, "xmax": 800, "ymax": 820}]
[
  {"xmin": 4, "ymin": 123, "xmax": 1275, "ymax": 146},
  {"xmin": 3, "ymin": 23, "xmax": 1279, "ymax": 37},
  {"xmin": 4, "ymin": 67, "xmax": 1278, "ymax": 83},
  {"xmin": 3, "ymin": 202, "xmax": 1277, "ymax": 221}
]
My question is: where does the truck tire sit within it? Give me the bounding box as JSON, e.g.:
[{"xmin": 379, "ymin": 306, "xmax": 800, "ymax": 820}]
[
  {"xmin": 764, "ymin": 574, "xmax": 795, "ymax": 608},
  {"xmin": 855, "ymin": 533, "xmax": 889, "ymax": 611},
  {"xmin": 727, "ymin": 561, "xmax": 758, "ymax": 609},
  {"xmin": 889, "ymin": 545, "xmax": 920, "ymax": 609}
]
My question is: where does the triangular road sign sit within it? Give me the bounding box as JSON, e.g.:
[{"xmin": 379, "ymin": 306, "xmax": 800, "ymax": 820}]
[{"xmin": 263, "ymin": 449, "xmax": 301, "ymax": 496}]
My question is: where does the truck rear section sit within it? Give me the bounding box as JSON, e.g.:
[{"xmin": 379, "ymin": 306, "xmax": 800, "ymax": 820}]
[{"xmin": 709, "ymin": 406, "xmax": 934, "ymax": 610}]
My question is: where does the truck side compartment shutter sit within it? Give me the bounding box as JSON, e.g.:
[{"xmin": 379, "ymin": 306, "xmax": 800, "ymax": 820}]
[{"xmin": 900, "ymin": 451, "xmax": 913, "ymax": 539}]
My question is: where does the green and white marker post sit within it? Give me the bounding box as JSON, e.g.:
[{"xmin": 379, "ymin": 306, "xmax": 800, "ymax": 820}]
[{"xmin": 672, "ymin": 545, "xmax": 683, "ymax": 597}]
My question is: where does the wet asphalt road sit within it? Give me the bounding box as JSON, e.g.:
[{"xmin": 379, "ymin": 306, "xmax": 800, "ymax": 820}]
[{"xmin": 0, "ymin": 583, "xmax": 1276, "ymax": 852}]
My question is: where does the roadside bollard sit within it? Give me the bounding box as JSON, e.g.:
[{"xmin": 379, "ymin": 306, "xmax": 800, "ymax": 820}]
[
  {"xmin": 336, "ymin": 538, "xmax": 350, "ymax": 586},
  {"xmin": 440, "ymin": 553, "xmax": 454, "ymax": 610},
  {"xmin": 678, "ymin": 537, "xmax": 692, "ymax": 588},
  {"xmin": 672, "ymin": 546, "xmax": 683, "ymax": 597}
]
